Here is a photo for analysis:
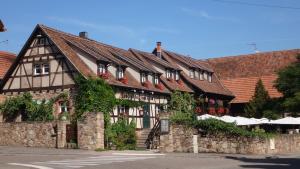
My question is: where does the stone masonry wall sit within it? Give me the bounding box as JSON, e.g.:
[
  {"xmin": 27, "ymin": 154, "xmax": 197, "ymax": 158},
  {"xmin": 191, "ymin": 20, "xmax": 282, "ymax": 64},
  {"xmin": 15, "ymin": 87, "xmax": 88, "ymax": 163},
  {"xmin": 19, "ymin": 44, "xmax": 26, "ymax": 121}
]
[
  {"xmin": 77, "ymin": 112, "xmax": 104, "ymax": 150},
  {"xmin": 0, "ymin": 122, "xmax": 57, "ymax": 148},
  {"xmin": 160, "ymin": 125, "xmax": 196, "ymax": 153},
  {"xmin": 160, "ymin": 124, "xmax": 300, "ymax": 155}
]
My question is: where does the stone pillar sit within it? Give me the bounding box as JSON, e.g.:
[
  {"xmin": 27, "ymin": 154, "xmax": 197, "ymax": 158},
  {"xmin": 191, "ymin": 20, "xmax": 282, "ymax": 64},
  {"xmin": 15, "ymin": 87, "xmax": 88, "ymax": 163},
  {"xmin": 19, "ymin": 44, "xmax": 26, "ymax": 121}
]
[
  {"xmin": 57, "ymin": 120, "xmax": 69, "ymax": 148},
  {"xmin": 77, "ymin": 112, "xmax": 104, "ymax": 150},
  {"xmin": 159, "ymin": 125, "xmax": 174, "ymax": 152}
]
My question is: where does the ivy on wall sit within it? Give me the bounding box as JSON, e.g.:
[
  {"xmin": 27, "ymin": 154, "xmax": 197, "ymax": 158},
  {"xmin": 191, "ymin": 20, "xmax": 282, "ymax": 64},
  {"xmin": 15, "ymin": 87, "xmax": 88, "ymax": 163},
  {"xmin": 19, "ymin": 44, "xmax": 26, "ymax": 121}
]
[
  {"xmin": 0, "ymin": 92, "xmax": 68, "ymax": 122},
  {"xmin": 74, "ymin": 75, "xmax": 139, "ymax": 149}
]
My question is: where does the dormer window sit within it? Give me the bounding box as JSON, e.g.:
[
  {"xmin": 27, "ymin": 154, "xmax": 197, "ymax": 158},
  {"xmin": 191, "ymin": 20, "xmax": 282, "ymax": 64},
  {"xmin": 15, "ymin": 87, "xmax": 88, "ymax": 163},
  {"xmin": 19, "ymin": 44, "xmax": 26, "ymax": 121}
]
[
  {"xmin": 203, "ymin": 72, "xmax": 208, "ymax": 80},
  {"xmin": 98, "ymin": 63, "xmax": 106, "ymax": 75},
  {"xmin": 141, "ymin": 73, "xmax": 147, "ymax": 83},
  {"xmin": 154, "ymin": 75, "xmax": 159, "ymax": 85},
  {"xmin": 189, "ymin": 69, "xmax": 195, "ymax": 79},
  {"xmin": 175, "ymin": 71, "xmax": 180, "ymax": 81},
  {"xmin": 166, "ymin": 69, "xmax": 171, "ymax": 79},
  {"xmin": 208, "ymin": 73, "xmax": 212, "ymax": 82},
  {"xmin": 117, "ymin": 67, "xmax": 124, "ymax": 79},
  {"xmin": 200, "ymin": 71, "xmax": 204, "ymax": 80}
]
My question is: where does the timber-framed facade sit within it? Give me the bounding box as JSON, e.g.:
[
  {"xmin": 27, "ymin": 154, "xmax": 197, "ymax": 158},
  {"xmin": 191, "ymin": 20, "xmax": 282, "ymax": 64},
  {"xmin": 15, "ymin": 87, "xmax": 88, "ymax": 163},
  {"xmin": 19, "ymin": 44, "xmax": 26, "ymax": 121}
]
[{"xmin": 0, "ymin": 24, "xmax": 234, "ymax": 130}]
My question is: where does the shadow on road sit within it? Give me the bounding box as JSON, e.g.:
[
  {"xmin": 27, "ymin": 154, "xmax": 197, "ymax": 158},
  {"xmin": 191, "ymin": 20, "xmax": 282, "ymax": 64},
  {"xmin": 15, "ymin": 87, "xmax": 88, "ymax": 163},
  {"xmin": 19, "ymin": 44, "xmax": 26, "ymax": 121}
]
[{"xmin": 225, "ymin": 156, "xmax": 300, "ymax": 169}]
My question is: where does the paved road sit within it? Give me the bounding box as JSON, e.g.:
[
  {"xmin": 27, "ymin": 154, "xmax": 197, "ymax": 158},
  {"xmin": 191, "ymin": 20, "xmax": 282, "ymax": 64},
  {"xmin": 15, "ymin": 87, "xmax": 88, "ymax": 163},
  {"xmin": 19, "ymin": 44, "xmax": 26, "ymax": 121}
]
[{"xmin": 0, "ymin": 146, "xmax": 300, "ymax": 169}]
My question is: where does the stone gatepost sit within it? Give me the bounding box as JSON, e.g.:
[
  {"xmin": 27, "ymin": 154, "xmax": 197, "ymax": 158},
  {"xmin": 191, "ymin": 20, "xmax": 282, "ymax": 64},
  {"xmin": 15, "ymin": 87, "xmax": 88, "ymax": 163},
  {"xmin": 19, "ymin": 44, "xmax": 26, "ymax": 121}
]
[
  {"xmin": 77, "ymin": 112, "xmax": 104, "ymax": 150},
  {"xmin": 57, "ymin": 120, "xmax": 70, "ymax": 148}
]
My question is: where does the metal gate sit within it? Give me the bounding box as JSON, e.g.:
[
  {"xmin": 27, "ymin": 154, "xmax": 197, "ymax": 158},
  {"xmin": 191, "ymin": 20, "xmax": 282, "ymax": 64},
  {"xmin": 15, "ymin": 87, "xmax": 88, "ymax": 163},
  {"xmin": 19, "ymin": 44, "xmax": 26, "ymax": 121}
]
[{"xmin": 66, "ymin": 124, "xmax": 77, "ymax": 144}]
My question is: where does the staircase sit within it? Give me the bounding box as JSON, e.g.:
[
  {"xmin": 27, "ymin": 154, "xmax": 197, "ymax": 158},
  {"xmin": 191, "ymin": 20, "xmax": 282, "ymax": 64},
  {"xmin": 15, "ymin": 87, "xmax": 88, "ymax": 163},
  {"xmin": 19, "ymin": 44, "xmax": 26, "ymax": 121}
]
[{"xmin": 136, "ymin": 129, "xmax": 151, "ymax": 149}]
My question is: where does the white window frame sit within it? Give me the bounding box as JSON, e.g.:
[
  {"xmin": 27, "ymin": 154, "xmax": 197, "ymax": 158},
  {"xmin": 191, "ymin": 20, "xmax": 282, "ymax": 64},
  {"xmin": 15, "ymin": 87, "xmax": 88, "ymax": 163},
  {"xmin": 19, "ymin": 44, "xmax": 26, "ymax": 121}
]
[
  {"xmin": 208, "ymin": 73, "xmax": 212, "ymax": 82},
  {"xmin": 98, "ymin": 63, "xmax": 106, "ymax": 74},
  {"xmin": 141, "ymin": 73, "xmax": 146, "ymax": 83},
  {"xmin": 203, "ymin": 72, "xmax": 208, "ymax": 80},
  {"xmin": 34, "ymin": 64, "xmax": 42, "ymax": 75},
  {"xmin": 189, "ymin": 69, "xmax": 195, "ymax": 79},
  {"xmin": 59, "ymin": 102, "xmax": 68, "ymax": 113},
  {"xmin": 166, "ymin": 69, "xmax": 171, "ymax": 79},
  {"xmin": 117, "ymin": 67, "xmax": 124, "ymax": 79},
  {"xmin": 42, "ymin": 63, "xmax": 49, "ymax": 74},
  {"xmin": 175, "ymin": 71, "xmax": 180, "ymax": 81},
  {"xmin": 200, "ymin": 71, "xmax": 204, "ymax": 80},
  {"xmin": 154, "ymin": 75, "xmax": 159, "ymax": 85}
]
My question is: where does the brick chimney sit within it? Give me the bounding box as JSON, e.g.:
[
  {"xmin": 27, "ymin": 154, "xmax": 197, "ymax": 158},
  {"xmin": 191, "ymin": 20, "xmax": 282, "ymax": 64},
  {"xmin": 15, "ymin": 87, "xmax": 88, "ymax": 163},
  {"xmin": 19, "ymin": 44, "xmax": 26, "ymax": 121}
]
[
  {"xmin": 79, "ymin": 31, "xmax": 88, "ymax": 38},
  {"xmin": 156, "ymin": 42, "xmax": 162, "ymax": 58}
]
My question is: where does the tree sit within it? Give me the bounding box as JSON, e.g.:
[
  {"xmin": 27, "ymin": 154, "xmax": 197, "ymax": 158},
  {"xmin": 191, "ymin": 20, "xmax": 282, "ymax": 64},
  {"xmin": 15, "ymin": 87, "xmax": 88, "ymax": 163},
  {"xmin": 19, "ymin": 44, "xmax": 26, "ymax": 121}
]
[
  {"xmin": 169, "ymin": 91, "xmax": 196, "ymax": 125},
  {"xmin": 275, "ymin": 55, "xmax": 300, "ymax": 115},
  {"xmin": 244, "ymin": 79, "xmax": 270, "ymax": 118}
]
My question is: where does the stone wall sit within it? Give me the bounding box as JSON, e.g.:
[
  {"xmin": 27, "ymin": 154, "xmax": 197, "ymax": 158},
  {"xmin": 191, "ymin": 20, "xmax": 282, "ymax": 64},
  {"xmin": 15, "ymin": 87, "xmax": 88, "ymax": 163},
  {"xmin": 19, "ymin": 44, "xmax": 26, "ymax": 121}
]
[
  {"xmin": 160, "ymin": 124, "xmax": 300, "ymax": 155},
  {"xmin": 0, "ymin": 121, "xmax": 68, "ymax": 148},
  {"xmin": 160, "ymin": 125, "xmax": 196, "ymax": 153},
  {"xmin": 77, "ymin": 112, "xmax": 104, "ymax": 150}
]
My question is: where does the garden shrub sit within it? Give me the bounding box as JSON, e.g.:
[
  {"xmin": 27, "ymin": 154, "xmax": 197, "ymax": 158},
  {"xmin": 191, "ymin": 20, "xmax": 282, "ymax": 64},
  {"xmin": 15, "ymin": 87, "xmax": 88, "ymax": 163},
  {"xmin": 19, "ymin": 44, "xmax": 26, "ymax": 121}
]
[
  {"xmin": 0, "ymin": 92, "xmax": 67, "ymax": 122},
  {"xmin": 110, "ymin": 119, "xmax": 136, "ymax": 150},
  {"xmin": 194, "ymin": 118, "xmax": 271, "ymax": 138}
]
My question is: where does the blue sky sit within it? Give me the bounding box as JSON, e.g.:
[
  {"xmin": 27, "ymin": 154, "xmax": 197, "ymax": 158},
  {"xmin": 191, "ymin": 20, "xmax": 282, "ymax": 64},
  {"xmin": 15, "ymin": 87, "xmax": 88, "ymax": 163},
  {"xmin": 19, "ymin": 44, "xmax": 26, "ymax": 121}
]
[{"xmin": 1, "ymin": 0, "xmax": 300, "ymax": 59}]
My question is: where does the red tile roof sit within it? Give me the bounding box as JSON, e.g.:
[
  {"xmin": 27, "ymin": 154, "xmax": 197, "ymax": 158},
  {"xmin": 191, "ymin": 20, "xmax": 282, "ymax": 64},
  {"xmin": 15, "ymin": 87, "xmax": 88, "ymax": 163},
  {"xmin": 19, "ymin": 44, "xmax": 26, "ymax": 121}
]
[
  {"xmin": 221, "ymin": 75, "xmax": 282, "ymax": 103},
  {"xmin": 0, "ymin": 51, "xmax": 15, "ymax": 79},
  {"xmin": 208, "ymin": 49, "xmax": 299, "ymax": 103},
  {"xmin": 39, "ymin": 25, "xmax": 170, "ymax": 94},
  {"xmin": 208, "ymin": 49, "xmax": 299, "ymax": 79}
]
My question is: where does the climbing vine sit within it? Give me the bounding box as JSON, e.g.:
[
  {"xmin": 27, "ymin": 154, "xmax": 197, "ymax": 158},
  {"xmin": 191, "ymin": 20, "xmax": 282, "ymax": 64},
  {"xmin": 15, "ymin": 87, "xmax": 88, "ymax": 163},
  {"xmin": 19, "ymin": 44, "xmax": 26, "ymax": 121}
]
[{"xmin": 0, "ymin": 92, "xmax": 68, "ymax": 122}]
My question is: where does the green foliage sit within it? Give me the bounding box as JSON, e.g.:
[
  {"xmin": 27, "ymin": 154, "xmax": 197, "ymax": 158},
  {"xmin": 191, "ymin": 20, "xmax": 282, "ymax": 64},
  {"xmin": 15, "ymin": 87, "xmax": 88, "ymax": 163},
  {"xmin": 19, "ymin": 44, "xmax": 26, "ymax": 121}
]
[
  {"xmin": 74, "ymin": 75, "xmax": 116, "ymax": 121},
  {"xmin": 110, "ymin": 119, "xmax": 136, "ymax": 150},
  {"xmin": 262, "ymin": 110, "xmax": 280, "ymax": 120},
  {"xmin": 244, "ymin": 79, "xmax": 271, "ymax": 118},
  {"xmin": 169, "ymin": 91, "xmax": 196, "ymax": 125},
  {"xmin": 0, "ymin": 92, "xmax": 68, "ymax": 122},
  {"xmin": 116, "ymin": 99, "xmax": 144, "ymax": 108},
  {"xmin": 275, "ymin": 55, "xmax": 300, "ymax": 114},
  {"xmin": 74, "ymin": 75, "xmax": 138, "ymax": 149},
  {"xmin": 194, "ymin": 118, "xmax": 271, "ymax": 138}
]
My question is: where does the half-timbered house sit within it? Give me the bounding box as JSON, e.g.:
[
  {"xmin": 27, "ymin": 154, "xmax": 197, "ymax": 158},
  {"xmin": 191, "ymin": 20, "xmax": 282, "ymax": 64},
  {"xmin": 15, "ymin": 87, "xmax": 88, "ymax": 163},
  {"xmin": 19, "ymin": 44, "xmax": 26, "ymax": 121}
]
[{"xmin": 0, "ymin": 24, "xmax": 171, "ymax": 130}]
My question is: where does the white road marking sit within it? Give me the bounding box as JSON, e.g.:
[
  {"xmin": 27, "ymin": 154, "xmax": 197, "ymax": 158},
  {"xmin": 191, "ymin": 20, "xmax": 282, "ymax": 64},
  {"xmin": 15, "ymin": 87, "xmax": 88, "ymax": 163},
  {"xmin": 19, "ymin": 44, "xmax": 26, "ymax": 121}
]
[
  {"xmin": 112, "ymin": 153, "xmax": 165, "ymax": 156},
  {"xmin": 9, "ymin": 154, "xmax": 160, "ymax": 169},
  {"xmin": 8, "ymin": 163, "xmax": 54, "ymax": 169}
]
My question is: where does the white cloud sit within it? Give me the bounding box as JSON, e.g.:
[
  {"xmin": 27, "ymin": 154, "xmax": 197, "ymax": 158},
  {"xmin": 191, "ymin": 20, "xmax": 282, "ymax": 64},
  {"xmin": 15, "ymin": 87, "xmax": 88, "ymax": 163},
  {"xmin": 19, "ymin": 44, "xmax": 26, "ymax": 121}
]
[
  {"xmin": 180, "ymin": 7, "xmax": 238, "ymax": 22},
  {"xmin": 47, "ymin": 16, "xmax": 135, "ymax": 37},
  {"xmin": 47, "ymin": 16, "xmax": 180, "ymax": 37}
]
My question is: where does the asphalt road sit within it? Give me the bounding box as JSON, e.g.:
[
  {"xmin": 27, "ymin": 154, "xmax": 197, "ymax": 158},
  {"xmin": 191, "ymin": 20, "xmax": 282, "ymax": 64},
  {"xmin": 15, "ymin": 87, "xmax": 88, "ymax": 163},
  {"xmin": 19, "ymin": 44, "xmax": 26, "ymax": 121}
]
[{"xmin": 0, "ymin": 146, "xmax": 299, "ymax": 169}]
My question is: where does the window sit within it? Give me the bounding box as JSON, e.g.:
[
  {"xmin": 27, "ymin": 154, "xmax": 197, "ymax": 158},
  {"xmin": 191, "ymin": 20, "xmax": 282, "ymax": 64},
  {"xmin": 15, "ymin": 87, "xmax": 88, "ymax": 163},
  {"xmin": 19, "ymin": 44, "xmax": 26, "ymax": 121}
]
[
  {"xmin": 154, "ymin": 75, "xmax": 159, "ymax": 85},
  {"xmin": 117, "ymin": 67, "xmax": 124, "ymax": 79},
  {"xmin": 189, "ymin": 69, "xmax": 195, "ymax": 78},
  {"xmin": 34, "ymin": 63, "xmax": 50, "ymax": 75},
  {"xmin": 98, "ymin": 63, "xmax": 106, "ymax": 74},
  {"xmin": 200, "ymin": 71, "xmax": 204, "ymax": 80},
  {"xmin": 203, "ymin": 72, "xmax": 208, "ymax": 80},
  {"xmin": 175, "ymin": 71, "xmax": 180, "ymax": 81},
  {"xmin": 208, "ymin": 73, "xmax": 212, "ymax": 82},
  {"xmin": 59, "ymin": 102, "xmax": 68, "ymax": 113},
  {"xmin": 34, "ymin": 64, "xmax": 42, "ymax": 75},
  {"xmin": 166, "ymin": 69, "xmax": 171, "ymax": 79},
  {"xmin": 42, "ymin": 63, "xmax": 49, "ymax": 74},
  {"xmin": 141, "ymin": 73, "xmax": 146, "ymax": 83},
  {"xmin": 37, "ymin": 38, "xmax": 45, "ymax": 45}
]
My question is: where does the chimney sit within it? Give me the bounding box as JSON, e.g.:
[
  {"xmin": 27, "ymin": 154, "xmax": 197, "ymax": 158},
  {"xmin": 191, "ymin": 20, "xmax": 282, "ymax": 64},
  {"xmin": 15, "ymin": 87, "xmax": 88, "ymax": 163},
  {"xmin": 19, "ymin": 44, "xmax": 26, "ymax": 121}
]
[
  {"xmin": 79, "ymin": 31, "xmax": 88, "ymax": 38},
  {"xmin": 156, "ymin": 42, "xmax": 162, "ymax": 58}
]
